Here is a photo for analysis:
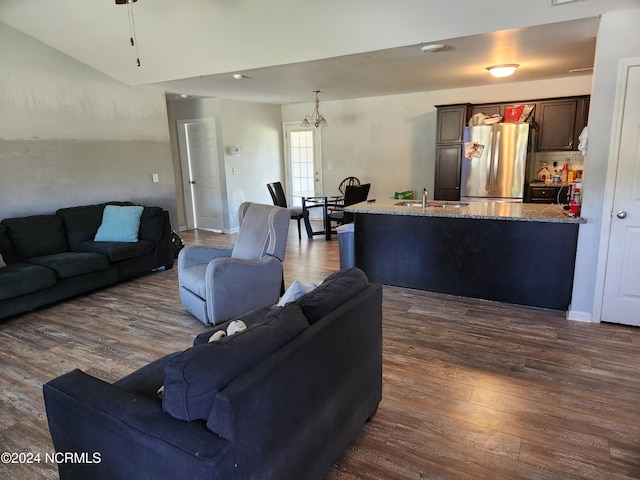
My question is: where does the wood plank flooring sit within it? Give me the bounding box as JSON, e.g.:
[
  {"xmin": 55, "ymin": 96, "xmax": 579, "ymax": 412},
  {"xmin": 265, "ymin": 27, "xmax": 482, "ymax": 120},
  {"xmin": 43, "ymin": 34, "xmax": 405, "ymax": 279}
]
[{"xmin": 1, "ymin": 222, "xmax": 640, "ymax": 479}]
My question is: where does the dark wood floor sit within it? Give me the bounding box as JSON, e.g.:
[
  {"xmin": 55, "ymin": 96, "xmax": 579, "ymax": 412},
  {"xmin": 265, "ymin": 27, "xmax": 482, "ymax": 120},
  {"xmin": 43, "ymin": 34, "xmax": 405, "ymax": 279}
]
[{"xmin": 1, "ymin": 223, "xmax": 640, "ymax": 479}]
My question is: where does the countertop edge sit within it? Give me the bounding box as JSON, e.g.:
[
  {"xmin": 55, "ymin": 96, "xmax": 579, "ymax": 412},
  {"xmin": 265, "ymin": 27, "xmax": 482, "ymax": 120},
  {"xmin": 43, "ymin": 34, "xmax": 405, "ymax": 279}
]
[{"xmin": 345, "ymin": 201, "xmax": 585, "ymax": 224}]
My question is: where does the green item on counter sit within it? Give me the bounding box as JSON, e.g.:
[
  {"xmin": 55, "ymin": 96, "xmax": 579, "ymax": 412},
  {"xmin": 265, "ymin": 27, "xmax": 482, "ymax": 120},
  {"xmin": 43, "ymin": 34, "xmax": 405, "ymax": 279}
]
[{"xmin": 394, "ymin": 190, "xmax": 413, "ymax": 200}]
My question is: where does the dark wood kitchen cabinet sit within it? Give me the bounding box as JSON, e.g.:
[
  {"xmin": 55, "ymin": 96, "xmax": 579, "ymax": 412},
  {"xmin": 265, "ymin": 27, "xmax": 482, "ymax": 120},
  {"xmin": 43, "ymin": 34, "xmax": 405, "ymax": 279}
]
[
  {"xmin": 536, "ymin": 96, "xmax": 590, "ymax": 151},
  {"xmin": 434, "ymin": 104, "xmax": 469, "ymax": 200}
]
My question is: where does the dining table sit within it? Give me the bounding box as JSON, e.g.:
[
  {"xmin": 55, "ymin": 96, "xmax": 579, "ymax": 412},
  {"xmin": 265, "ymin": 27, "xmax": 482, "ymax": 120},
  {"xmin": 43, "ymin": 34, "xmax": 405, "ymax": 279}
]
[{"xmin": 299, "ymin": 194, "xmax": 343, "ymax": 240}]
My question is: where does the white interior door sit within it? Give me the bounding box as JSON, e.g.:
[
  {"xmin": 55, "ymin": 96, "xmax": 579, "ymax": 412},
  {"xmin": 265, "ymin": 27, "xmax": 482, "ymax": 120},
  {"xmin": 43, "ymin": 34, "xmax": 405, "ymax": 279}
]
[
  {"xmin": 601, "ymin": 60, "xmax": 640, "ymax": 325},
  {"xmin": 177, "ymin": 118, "xmax": 223, "ymax": 231},
  {"xmin": 283, "ymin": 122, "xmax": 323, "ymax": 209}
]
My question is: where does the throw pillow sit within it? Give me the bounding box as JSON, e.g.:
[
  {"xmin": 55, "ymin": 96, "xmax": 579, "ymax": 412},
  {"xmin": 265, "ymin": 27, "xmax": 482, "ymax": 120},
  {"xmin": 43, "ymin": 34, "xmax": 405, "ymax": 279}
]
[
  {"xmin": 94, "ymin": 205, "xmax": 144, "ymax": 243},
  {"xmin": 277, "ymin": 280, "xmax": 320, "ymax": 307},
  {"xmin": 0, "ymin": 253, "xmax": 5, "ymax": 268}
]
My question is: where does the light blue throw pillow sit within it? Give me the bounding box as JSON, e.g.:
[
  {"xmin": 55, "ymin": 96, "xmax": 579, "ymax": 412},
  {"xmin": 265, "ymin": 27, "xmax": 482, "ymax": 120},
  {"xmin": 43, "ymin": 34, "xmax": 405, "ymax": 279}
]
[{"xmin": 94, "ymin": 205, "xmax": 144, "ymax": 243}]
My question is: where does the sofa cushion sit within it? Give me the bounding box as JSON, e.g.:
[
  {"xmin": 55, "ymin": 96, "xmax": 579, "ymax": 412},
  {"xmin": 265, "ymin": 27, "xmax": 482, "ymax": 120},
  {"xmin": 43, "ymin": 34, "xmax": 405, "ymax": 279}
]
[
  {"xmin": 296, "ymin": 267, "xmax": 370, "ymax": 324},
  {"xmin": 25, "ymin": 252, "xmax": 110, "ymax": 279},
  {"xmin": 192, "ymin": 307, "xmax": 275, "ymax": 347},
  {"xmin": 56, "ymin": 204, "xmax": 106, "ymax": 246},
  {"xmin": 95, "ymin": 205, "xmax": 144, "ymax": 243},
  {"xmin": 0, "ymin": 224, "xmax": 18, "ymax": 264},
  {"xmin": 0, "ymin": 253, "xmax": 5, "ymax": 269},
  {"xmin": 162, "ymin": 303, "xmax": 309, "ymax": 423},
  {"xmin": 71, "ymin": 239, "xmax": 155, "ymax": 263},
  {"xmin": 0, "ymin": 263, "xmax": 57, "ymax": 301},
  {"xmin": 139, "ymin": 206, "xmax": 164, "ymax": 242},
  {"xmin": 2, "ymin": 215, "xmax": 69, "ymax": 260}
]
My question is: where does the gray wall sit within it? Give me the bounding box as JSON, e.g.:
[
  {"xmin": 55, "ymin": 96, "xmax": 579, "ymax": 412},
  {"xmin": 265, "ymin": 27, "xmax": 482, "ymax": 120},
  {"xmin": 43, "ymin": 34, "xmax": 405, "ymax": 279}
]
[
  {"xmin": 0, "ymin": 21, "xmax": 177, "ymax": 223},
  {"xmin": 167, "ymin": 97, "xmax": 283, "ymax": 232}
]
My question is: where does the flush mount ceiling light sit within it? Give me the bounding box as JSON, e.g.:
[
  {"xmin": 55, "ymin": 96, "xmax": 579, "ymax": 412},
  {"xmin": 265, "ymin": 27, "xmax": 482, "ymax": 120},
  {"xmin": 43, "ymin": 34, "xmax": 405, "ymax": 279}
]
[
  {"xmin": 486, "ymin": 64, "xmax": 519, "ymax": 78},
  {"xmin": 301, "ymin": 90, "xmax": 327, "ymax": 128},
  {"xmin": 420, "ymin": 44, "xmax": 449, "ymax": 53},
  {"xmin": 551, "ymin": 0, "xmax": 586, "ymax": 5},
  {"xmin": 116, "ymin": 0, "xmax": 141, "ymax": 67}
]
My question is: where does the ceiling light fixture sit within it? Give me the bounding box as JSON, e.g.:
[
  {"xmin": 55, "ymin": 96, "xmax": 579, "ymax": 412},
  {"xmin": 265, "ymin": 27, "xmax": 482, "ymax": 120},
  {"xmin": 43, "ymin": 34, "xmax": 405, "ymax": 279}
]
[
  {"xmin": 233, "ymin": 74, "xmax": 245, "ymax": 80},
  {"xmin": 569, "ymin": 67, "xmax": 593, "ymax": 74},
  {"xmin": 301, "ymin": 90, "xmax": 327, "ymax": 128},
  {"xmin": 116, "ymin": 0, "xmax": 141, "ymax": 67},
  {"xmin": 420, "ymin": 44, "xmax": 448, "ymax": 53},
  {"xmin": 486, "ymin": 64, "xmax": 519, "ymax": 78},
  {"xmin": 551, "ymin": 0, "xmax": 585, "ymax": 5}
]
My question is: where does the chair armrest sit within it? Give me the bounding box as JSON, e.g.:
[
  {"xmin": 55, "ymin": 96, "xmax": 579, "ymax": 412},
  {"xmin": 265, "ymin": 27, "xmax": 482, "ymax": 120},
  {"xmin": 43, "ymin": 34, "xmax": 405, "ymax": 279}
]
[
  {"xmin": 178, "ymin": 245, "xmax": 232, "ymax": 271},
  {"xmin": 43, "ymin": 369, "xmax": 230, "ymax": 479},
  {"xmin": 205, "ymin": 256, "xmax": 283, "ymax": 324}
]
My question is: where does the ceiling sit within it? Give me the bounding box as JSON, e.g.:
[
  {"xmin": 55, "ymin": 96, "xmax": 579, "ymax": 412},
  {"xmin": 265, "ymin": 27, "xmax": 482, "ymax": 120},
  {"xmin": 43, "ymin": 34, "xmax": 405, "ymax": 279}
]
[
  {"xmin": 150, "ymin": 18, "xmax": 600, "ymax": 104},
  {"xmin": 0, "ymin": 0, "xmax": 637, "ymax": 105}
]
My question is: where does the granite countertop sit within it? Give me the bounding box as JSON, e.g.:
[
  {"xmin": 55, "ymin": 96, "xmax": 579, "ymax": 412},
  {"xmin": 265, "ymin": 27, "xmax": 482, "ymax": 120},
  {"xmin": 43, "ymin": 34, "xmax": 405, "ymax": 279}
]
[{"xmin": 345, "ymin": 199, "xmax": 585, "ymax": 224}]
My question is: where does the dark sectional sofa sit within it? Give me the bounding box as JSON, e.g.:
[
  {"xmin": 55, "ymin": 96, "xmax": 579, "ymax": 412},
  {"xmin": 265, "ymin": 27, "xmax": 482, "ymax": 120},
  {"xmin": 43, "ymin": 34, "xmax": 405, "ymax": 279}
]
[
  {"xmin": 44, "ymin": 267, "xmax": 383, "ymax": 480},
  {"xmin": 0, "ymin": 202, "xmax": 174, "ymax": 320}
]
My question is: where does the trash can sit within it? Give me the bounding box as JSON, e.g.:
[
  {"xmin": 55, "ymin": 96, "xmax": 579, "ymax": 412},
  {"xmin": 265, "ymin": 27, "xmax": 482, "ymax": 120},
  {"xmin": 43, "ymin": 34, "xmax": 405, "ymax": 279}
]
[{"xmin": 336, "ymin": 223, "xmax": 355, "ymax": 269}]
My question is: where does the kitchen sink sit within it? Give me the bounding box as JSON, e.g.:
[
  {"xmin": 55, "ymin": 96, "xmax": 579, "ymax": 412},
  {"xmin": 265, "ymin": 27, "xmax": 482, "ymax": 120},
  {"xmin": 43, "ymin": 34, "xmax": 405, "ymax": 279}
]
[{"xmin": 394, "ymin": 201, "xmax": 469, "ymax": 208}]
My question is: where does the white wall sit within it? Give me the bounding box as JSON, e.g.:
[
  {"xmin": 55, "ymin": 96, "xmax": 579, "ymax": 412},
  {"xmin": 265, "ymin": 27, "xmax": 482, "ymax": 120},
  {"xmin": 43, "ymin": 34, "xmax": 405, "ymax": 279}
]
[
  {"xmin": 569, "ymin": 8, "xmax": 640, "ymax": 321},
  {"xmin": 166, "ymin": 97, "xmax": 283, "ymax": 232},
  {"xmin": 0, "ymin": 21, "xmax": 177, "ymax": 222},
  {"xmin": 220, "ymin": 98, "xmax": 284, "ymax": 231},
  {"xmin": 282, "ymin": 76, "xmax": 592, "ymax": 201}
]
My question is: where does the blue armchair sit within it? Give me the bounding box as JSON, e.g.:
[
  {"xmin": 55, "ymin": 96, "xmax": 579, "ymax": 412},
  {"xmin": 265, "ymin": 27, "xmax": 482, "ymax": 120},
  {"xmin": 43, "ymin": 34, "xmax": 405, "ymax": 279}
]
[{"xmin": 178, "ymin": 202, "xmax": 290, "ymax": 325}]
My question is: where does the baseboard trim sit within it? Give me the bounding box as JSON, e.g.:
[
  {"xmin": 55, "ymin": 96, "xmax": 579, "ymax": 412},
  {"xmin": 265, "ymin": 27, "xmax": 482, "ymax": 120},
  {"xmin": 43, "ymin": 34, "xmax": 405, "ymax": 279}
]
[{"xmin": 566, "ymin": 308, "xmax": 595, "ymax": 323}]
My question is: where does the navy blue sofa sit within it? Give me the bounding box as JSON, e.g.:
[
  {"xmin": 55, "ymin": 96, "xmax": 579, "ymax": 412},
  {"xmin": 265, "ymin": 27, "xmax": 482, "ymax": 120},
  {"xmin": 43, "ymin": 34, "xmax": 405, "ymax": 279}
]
[
  {"xmin": 0, "ymin": 202, "xmax": 174, "ymax": 320},
  {"xmin": 43, "ymin": 268, "xmax": 383, "ymax": 480}
]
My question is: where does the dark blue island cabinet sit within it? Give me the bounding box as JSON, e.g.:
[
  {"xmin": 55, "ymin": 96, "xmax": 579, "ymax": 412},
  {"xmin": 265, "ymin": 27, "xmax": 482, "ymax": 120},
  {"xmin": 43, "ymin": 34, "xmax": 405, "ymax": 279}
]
[{"xmin": 354, "ymin": 212, "xmax": 580, "ymax": 310}]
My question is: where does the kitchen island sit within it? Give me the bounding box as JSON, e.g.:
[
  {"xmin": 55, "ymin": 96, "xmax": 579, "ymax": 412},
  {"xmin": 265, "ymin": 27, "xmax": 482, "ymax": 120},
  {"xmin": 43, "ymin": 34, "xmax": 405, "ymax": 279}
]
[{"xmin": 345, "ymin": 199, "xmax": 584, "ymax": 310}]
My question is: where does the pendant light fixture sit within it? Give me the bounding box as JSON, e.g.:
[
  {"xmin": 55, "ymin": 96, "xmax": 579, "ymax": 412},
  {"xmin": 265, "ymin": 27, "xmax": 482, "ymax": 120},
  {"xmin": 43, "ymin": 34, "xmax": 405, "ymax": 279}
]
[
  {"xmin": 301, "ymin": 90, "xmax": 327, "ymax": 128},
  {"xmin": 116, "ymin": 0, "xmax": 141, "ymax": 67}
]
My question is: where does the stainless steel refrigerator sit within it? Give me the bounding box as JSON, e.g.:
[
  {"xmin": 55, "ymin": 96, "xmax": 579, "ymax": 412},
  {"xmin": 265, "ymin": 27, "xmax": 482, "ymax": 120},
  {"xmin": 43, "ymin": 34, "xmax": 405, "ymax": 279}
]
[{"xmin": 461, "ymin": 123, "xmax": 529, "ymax": 202}]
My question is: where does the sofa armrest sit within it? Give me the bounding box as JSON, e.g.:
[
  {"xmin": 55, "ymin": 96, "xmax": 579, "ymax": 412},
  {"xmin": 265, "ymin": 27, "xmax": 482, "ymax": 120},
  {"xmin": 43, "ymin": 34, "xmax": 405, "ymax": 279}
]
[
  {"xmin": 205, "ymin": 256, "xmax": 282, "ymax": 324},
  {"xmin": 43, "ymin": 369, "xmax": 232, "ymax": 480},
  {"xmin": 178, "ymin": 245, "xmax": 232, "ymax": 271}
]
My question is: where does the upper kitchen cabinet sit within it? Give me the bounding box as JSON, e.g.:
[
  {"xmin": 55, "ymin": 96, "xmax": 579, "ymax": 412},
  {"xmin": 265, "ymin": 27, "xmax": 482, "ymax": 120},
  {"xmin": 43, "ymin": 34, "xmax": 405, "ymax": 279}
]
[
  {"xmin": 435, "ymin": 104, "xmax": 469, "ymax": 200},
  {"xmin": 436, "ymin": 104, "xmax": 469, "ymax": 143},
  {"xmin": 535, "ymin": 96, "xmax": 590, "ymax": 151},
  {"xmin": 470, "ymin": 104, "xmax": 503, "ymax": 118}
]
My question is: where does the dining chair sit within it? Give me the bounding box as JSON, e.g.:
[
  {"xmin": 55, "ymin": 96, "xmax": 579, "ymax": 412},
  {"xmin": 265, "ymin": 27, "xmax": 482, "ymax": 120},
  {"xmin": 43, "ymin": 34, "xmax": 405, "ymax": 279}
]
[
  {"xmin": 327, "ymin": 183, "xmax": 371, "ymax": 236},
  {"xmin": 267, "ymin": 181, "xmax": 306, "ymax": 240},
  {"xmin": 338, "ymin": 176, "xmax": 361, "ymax": 195}
]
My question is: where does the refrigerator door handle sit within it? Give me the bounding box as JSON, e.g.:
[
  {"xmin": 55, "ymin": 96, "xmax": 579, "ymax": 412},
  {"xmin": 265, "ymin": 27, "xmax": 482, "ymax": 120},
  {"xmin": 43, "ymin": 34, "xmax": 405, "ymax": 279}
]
[{"xmin": 486, "ymin": 128, "xmax": 497, "ymax": 194}]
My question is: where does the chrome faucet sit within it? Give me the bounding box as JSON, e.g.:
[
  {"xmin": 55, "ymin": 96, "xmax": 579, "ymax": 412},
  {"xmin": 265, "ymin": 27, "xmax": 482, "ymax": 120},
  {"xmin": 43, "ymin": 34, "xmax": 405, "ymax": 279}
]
[{"xmin": 422, "ymin": 187, "xmax": 428, "ymax": 208}]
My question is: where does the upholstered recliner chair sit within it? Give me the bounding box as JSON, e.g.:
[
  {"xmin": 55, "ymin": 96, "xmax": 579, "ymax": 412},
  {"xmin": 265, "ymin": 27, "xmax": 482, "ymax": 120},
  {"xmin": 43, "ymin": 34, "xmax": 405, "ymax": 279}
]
[{"xmin": 178, "ymin": 202, "xmax": 290, "ymax": 325}]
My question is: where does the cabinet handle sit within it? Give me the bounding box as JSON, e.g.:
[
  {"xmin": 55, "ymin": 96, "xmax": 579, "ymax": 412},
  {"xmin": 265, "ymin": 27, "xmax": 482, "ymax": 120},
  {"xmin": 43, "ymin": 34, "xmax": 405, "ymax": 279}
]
[{"xmin": 568, "ymin": 140, "xmax": 573, "ymax": 147}]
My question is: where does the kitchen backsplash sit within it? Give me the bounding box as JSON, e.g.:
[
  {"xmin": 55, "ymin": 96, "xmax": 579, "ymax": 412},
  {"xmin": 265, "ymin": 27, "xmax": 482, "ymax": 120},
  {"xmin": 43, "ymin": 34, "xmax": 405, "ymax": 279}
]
[{"xmin": 529, "ymin": 151, "xmax": 585, "ymax": 181}]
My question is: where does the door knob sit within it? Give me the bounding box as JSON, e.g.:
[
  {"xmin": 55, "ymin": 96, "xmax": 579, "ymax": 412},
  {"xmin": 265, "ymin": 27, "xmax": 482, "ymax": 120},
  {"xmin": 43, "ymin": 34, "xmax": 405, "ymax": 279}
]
[
  {"xmin": 190, "ymin": 181, "xmax": 196, "ymax": 185},
  {"xmin": 616, "ymin": 210, "xmax": 627, "ymax": 219}
]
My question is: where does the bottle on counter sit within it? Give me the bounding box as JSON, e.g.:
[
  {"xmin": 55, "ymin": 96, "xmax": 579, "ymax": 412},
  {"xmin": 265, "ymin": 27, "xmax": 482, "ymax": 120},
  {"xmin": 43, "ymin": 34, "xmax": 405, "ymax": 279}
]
[
  {"xmin": 552, "ymin": 162, "xmax": 561, "ymax": 183},
  {"xmin": 561, "ymin": 162, "xmax": 569, "ymax": 183}
]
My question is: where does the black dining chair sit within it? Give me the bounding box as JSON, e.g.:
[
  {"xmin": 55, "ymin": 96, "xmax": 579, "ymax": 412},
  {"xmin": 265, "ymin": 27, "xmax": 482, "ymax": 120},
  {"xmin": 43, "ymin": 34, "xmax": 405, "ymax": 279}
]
[
  {"xmin": 338, "ymin": 176, "xmax": 361, "ymax": 195},
  {"xmin": 327, "ymin": 183, "xmax": 370, "ymax": 236},
  {"xmin": 267, "ymin": 182, "xmax": 307, "ymax": 240}
]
